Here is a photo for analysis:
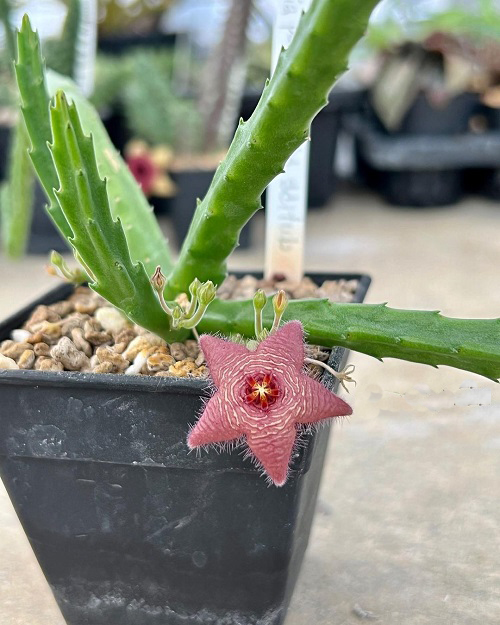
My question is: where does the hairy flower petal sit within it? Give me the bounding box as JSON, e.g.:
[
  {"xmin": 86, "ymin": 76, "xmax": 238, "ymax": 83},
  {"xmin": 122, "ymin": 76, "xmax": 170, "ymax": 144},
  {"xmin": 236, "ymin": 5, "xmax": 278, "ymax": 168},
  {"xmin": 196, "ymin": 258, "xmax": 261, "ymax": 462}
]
[{"xmin": 189, "ymin": 322, "xmax": 352, "ymax": 486}]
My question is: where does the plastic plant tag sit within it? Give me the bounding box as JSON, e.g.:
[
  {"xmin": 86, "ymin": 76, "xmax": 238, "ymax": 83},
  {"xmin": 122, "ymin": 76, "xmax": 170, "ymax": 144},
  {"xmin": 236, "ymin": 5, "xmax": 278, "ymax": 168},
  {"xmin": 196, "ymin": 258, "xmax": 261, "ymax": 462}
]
[{"xmin": 265, "ymin": 0, "xmax": 312, "ymax": 283}]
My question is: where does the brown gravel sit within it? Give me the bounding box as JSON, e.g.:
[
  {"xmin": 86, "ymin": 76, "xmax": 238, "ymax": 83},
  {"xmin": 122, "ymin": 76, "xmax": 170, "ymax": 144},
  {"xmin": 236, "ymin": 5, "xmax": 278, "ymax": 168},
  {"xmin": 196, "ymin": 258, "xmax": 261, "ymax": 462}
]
[{"xmin": 0, "ymin": 276, "xmax": 357, "ymax": 377}]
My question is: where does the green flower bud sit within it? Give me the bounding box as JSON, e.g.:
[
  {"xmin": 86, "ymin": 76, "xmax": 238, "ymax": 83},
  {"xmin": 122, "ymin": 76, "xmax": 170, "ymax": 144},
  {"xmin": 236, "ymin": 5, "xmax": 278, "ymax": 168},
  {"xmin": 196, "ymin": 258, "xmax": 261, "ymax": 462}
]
[
  {"xmin": 253, "ymin": 289, "xmax": 267, "ymax": 311},
  {"xmin": 189, "ymin": 277, "xmax": 201, "ymax": 298},
  {"xmin": 198, "ymin": 281, "xmax": 217, "ymax": 306},
  {"xmin": 171, "ymin": 305, "xmax": 184, "ymax": 328}
]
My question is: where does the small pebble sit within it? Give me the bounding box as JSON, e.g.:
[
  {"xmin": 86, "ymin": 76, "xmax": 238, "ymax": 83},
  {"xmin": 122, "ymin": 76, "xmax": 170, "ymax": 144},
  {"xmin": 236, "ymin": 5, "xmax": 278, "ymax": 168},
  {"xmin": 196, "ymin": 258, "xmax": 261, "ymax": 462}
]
[
  {"xmin": 73, "ymin": 296, "xmax": 98, "ymax": 315},
  {"xmin": 93, "ymin": 361, "xmax": 115, "ymax": 374},
  {"xmin": 0, "ymin": 354, "xmax": 19, "ymax": 370},
  {"xmin": 184, "ymin": 340, "xmax": 200, "ymax": 359},
  {"xmin": 2, "ymin": 342, "xmax": 33, "ymax": 361},
  {"xmin": 11, "ymin": 329, "xmax": 31, "ymax": 343},
  {"xmin": 49, "ymin": 300, "xmax": 74, "ymax": 317},
  {"xmin": 170, "ymin": 342, "xmax": 187, "ymax": 361},
  {"xmin": 125, "ymin": 351, "xmax": 148, "ymax": 375},
  {"xmin": 168, "ymin": 359, "xmax": 196, "ymax": 377},
  {"xmin": 95, "ymin": 306, "xmax": 132, "ymax": 336},
  {"xmin": 124, "ymin": 334, "xmax": 166, "ymax": 361},
  {"xmin": 35, "ymin": 357, "xmax": 64, "ymax": 372},
  {"xmin": 51, "ymin": 337, "xmax": 90, "ymax": 371},
  {"xmin": 84, "ymin": 319, "xmax": 112, "ymax": 346},
  {"xmin": 95, "ymin": 346, "xmax": 129, "ymax": 372},
  {"xmin": 114, "ymin": 328, "xmax": 137, "ymax": 346},
  {"xmin": 37, "ymin": 321, "xmax": 62, "ymax": 344},
  {"xmin": 24, "ymin": 305, "xmax": 61, "ymax": 331},
  {"xmin": 146, "ymin": 353, "xmax": 175, "ymax": 373},
  {"xmin": 61, "ymin": 313, "xmax": 90, "ymax": 336},
  {"xmin": 34, "ymin": 343, "xmax": 51, "ymax": 357},
  {"xmin": 71, "ymin": 327, "xmax": 93, "ymax": 357},
  {"xmin": 18, "ymin": 349, "xmax": 36, "ymax": 369},
  {"xmin": 0, "ymin": 340, "xmax": 14, "ymax": 354},
  {"xmin": 28, "ymin": 331, "xmax": 49, "ymax": 344}
]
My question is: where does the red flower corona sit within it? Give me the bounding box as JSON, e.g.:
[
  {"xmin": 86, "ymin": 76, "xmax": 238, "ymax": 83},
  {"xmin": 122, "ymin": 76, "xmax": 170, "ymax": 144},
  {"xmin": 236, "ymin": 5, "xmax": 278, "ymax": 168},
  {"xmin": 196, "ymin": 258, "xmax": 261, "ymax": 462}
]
[{"xmin": 188, "ymin": 321, "xmax": 352, "ymax": 486}]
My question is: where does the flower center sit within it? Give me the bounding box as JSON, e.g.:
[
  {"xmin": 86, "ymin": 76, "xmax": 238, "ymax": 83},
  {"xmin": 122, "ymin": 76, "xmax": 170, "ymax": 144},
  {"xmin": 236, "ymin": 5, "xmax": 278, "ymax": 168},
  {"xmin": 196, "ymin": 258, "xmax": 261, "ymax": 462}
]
[{"xmin": 244, "ymin": 373, "xmax": 280, "ymax": 411}]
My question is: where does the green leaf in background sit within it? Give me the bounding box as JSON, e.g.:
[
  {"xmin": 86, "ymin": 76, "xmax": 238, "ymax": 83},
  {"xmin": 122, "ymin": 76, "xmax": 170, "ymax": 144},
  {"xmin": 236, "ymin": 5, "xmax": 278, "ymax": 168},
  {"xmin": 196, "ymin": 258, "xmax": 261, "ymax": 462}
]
[{"xmin": 0, "ymin": 122, "xmax": 34, "ymax": 257}]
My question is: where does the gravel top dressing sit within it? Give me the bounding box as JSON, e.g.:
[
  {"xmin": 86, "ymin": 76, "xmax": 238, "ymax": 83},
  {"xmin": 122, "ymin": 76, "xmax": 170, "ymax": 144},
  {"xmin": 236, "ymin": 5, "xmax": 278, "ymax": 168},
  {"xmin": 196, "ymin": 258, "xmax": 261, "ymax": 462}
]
[{"xmin": 0, "ymin": 275, "xmax": 358, "ymax": 377}]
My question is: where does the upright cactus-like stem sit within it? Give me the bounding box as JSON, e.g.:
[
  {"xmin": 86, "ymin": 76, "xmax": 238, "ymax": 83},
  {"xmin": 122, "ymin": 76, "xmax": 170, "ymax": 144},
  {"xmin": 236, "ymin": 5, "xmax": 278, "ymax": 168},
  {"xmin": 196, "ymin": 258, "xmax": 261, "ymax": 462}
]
[{"xmin": 164, "ymin": 0, "xmax": 379, "ymax": 298}]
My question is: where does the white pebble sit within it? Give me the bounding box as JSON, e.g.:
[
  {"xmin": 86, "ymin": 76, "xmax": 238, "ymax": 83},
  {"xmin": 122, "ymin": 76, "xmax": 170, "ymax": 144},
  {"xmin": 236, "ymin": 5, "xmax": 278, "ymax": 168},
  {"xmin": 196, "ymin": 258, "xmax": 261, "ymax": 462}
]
[
  {"xmin": 94, "ymin": 306, "xmax": 131, "ymax": 335},
  {"xmin": 125, "ymin": 352, "xmax": 147, "ymax": 375},
  {"xmin": 0, "ymin": 354, "xmax": 19, "ymax": 370},
  {"xmin": 11, "ymin": 329, "xmax": 31, "ymax": 342}
]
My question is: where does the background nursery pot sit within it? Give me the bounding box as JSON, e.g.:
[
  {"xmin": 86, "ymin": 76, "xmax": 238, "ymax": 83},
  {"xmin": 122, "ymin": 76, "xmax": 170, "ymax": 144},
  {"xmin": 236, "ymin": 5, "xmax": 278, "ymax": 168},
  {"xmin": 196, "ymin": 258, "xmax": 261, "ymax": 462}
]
[{"xmin": 0, "ymin": 272, "xmax": 369, "ymax": 625}]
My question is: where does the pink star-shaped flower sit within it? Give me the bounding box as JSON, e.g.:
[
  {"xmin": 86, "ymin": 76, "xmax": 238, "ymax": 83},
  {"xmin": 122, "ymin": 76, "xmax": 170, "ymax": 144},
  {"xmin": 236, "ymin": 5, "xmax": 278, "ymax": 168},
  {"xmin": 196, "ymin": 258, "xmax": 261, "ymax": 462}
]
[{"xmin": 187, "ymin": 321, "xmax": 352, "ymax": 486}]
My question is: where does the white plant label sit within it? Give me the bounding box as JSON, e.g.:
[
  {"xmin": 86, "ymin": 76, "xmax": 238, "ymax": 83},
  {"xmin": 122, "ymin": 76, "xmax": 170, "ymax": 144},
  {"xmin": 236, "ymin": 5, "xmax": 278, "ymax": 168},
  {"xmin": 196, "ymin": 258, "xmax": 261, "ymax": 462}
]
[
  {"xmin": 264, "ymin": 0, "xmax": 312, "ymax": 283},
  {"xmin": 74, "ymin": 0, "xmax": 97, "ymax": 96}
]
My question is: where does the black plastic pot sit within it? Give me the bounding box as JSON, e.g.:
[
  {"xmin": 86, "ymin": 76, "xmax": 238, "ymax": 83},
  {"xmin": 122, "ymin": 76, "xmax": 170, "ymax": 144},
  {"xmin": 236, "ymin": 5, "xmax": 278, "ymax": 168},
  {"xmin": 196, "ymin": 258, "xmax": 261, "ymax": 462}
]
[
  {"xmin": 98, "ymin": 33, "xmax": 177, "ymax": 55},
  {"xmin": 0, "ymin": 123, "xmax": 12, "ymax": 182},
  {"xmin": 170, "ymin": 169, "xmax": 251, "ymax": 249},
  {"xmin": 395, "ymin": 92, "xmax": 480, "ymax": 136},
  {"xmin": 0, "ymin": 272, "xmax": 369, "ymax": 625},
  {"xmin": 27, "ymin": 184, "xmax": 68, "ymax": 254},
  {"xmin": 348, "ymin": 93, "xmax": 500, "ymax": 207}
]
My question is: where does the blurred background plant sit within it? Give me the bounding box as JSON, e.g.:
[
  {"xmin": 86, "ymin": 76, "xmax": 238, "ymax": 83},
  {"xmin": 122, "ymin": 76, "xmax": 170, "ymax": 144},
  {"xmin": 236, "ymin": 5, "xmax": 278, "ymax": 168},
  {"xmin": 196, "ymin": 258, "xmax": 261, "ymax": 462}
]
[
  {"xmin": 0, "ymin": 0, "xmax": 96, "ymax": 257},
  {"xmin": 2, "ymin": 0, "xmax": 500, "ymax": 256}
]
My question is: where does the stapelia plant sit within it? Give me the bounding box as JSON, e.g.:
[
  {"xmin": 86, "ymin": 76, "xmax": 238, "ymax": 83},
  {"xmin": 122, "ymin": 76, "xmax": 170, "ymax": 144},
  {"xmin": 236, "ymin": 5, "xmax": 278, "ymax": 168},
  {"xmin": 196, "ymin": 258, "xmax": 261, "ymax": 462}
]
[{"xmin": 9, "ymin": 0, "xmax": 500, "ymax": 484}]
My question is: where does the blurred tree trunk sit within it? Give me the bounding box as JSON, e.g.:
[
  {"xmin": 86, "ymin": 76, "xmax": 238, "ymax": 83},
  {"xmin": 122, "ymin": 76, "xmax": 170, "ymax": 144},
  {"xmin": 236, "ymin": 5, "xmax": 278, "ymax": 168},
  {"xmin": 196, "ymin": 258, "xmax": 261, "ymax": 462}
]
[{"xmin": 199, "ymin": 0, "xmax": 253, "ymax": 154}]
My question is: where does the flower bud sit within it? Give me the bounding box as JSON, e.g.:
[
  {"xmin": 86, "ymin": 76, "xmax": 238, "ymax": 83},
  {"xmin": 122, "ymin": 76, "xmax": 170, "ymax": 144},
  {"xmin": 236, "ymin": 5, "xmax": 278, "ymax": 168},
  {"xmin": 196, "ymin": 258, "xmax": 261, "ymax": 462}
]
[
  {"xmin": 189, "ymin": 277, "xmax": 201, "ymax": 298},
  {"xmin": 198, "ymin": 281, "xmax": 217, "ymax": 306},
  {"xmin": 253, "ymin": 289, "xmax": 267, "ymax": 311},
  {"xmin": 151, "ymin": 266, "xmax": 166, "ymax": 292},
  {"xmin": 273, "ymin": 290, "xmax": 288, "ymax": 316},
  {"xmin": 171, "ymin": 305, "xmax": 184, "ymax": 328}
]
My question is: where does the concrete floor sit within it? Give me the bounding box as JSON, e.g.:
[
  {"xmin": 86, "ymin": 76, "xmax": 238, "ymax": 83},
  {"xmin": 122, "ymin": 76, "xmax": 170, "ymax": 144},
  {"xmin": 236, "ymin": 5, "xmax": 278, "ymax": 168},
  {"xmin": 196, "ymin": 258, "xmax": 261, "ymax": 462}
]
[{"xmin": 0, "ymin": 188, "xmax": 499, "ymax": 624}]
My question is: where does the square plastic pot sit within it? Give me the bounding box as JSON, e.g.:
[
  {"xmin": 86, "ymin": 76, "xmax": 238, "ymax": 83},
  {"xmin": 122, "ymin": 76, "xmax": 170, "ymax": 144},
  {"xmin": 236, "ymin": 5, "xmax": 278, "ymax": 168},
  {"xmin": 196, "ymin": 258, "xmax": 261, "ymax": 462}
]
[{"xmin": 0, "ymin": 273, "xmax": 370, "ymax": 625}]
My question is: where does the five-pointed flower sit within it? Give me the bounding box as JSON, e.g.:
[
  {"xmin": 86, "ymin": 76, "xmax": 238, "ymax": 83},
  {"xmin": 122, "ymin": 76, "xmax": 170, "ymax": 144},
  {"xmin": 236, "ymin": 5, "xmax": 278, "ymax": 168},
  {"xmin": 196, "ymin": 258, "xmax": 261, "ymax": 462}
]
[{"xmin": 187, "ymin": 321, "xmax": 352, "ymax": 486}]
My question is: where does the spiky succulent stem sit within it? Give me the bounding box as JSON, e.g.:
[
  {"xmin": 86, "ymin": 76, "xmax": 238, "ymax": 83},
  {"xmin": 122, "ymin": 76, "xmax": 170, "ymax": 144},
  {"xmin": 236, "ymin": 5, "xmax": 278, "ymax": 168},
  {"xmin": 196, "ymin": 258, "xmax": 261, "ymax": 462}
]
[
  {"xmin": 48, "ymin": 90, "xmax": 185, "ymax": 341},
  {"xmin": 164, "ymin": 0, "xmax": 379, "ymax": 298},
  {"xmin": 15, "ymin": 16, "xmax": 174, "ymax": 277},
  {"xmin": 198, "ymin": 299, "xmax": 500, "ymax": 381}
]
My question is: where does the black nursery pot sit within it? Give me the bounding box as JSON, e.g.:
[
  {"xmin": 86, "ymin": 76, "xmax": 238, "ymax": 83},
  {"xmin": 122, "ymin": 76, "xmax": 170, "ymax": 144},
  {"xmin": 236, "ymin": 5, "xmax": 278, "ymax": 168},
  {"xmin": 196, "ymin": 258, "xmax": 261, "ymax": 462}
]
[
  {"xmin": 27, "ymin": 183, "xmax": 68, "ymax": 254},
  {"xmin": 352, "ymin": 91, "xmax": 485, "ymax": 207},
  {"xmin": 0, "ymin": 124, "xmax": 12, "ymax": 182},
  {"xmin": 0, "ymin": 273, "xmax": 369, "ymax": 625}
]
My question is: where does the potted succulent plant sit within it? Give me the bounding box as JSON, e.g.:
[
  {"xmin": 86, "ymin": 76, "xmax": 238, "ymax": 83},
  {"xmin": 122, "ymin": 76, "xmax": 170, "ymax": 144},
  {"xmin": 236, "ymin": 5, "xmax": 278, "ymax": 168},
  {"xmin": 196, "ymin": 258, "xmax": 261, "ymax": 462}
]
[{"xmin": 0, "ymin": 2, "xmax": 499, "ymax": 625}]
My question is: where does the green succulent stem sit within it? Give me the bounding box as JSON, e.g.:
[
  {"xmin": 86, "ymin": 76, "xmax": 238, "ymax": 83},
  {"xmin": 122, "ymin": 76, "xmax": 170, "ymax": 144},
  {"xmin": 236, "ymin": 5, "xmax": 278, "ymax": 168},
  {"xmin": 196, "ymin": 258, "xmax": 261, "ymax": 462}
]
[
  {"xmin": 0, "ymin": 121, "xmax": 34, "ymax": 257},
  {"xmin": 197, "ymin": 299, "xmax": 500, "ymax": 381},
  {"xmin": 164, "ymin": 0, "xmax": 379, "ymax": 298},
  {"xmin": 48, "ymin": 90, "xmax": 185, "ymax": 341},
  {"xmin": 15, "ymin": 16, "xmax": 173, "ymax": 277},
  {"xmin": 0, "ymin": 0, "xmax": 17, "ymax": 68}
]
